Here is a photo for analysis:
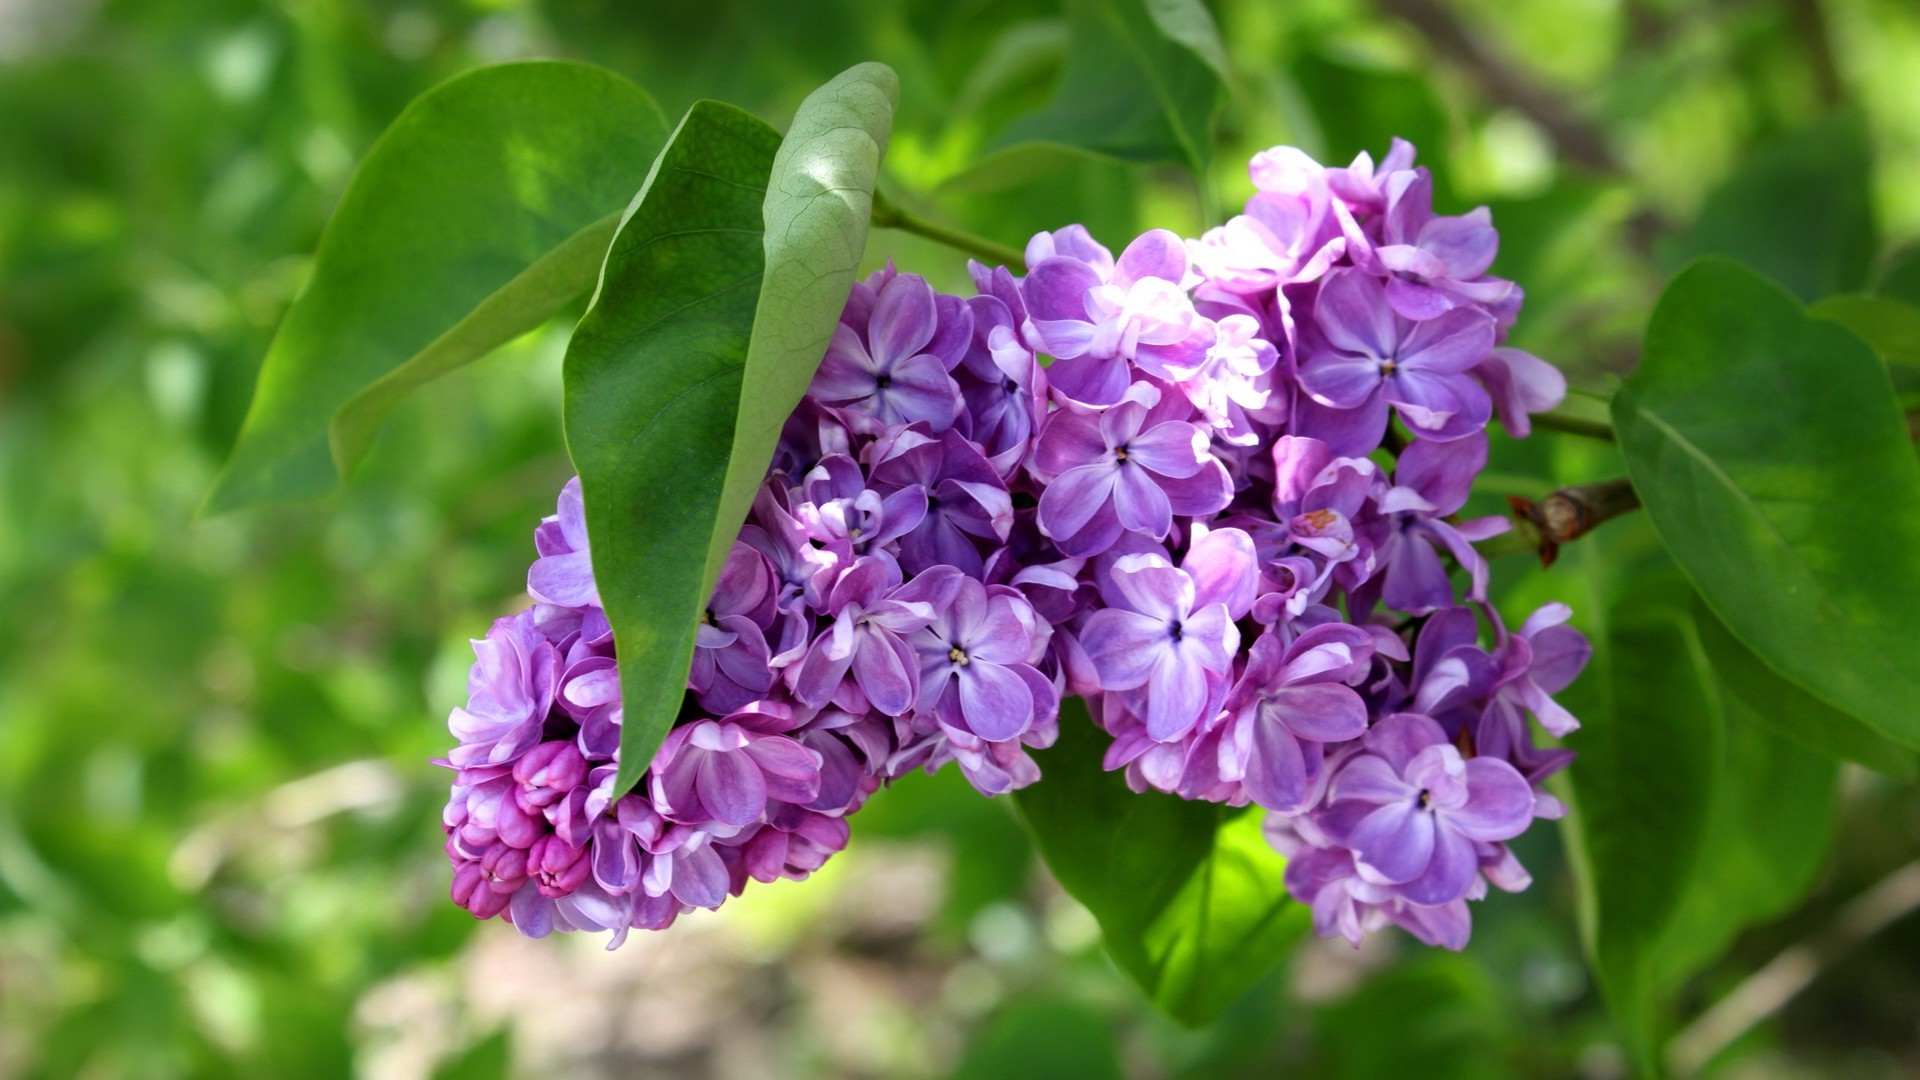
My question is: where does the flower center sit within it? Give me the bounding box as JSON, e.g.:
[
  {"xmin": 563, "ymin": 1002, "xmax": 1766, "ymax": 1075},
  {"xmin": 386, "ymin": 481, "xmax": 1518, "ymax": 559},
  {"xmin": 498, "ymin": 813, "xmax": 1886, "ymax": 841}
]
[
  {"xmin": 948, "ymin": 645, "xmax": 970, "ymax": 666},
  {"xmin": 874, "ymin": 374, "xmax": 892, "ymax": 389},
  {"xmin": 1114, "ymin": 444, "xmax": 1130, "ymax": 463},
  {"xmin": 1417, "ymin": 789, "xmax": 1433, "ymax": 809},
  {"xmin": 1168, "ymin": 618, "xmax": 1184, "ymax": 642},
  {"xmin": 1379, "ymin": 358, "xmax": 1397, "ymax": 377}
]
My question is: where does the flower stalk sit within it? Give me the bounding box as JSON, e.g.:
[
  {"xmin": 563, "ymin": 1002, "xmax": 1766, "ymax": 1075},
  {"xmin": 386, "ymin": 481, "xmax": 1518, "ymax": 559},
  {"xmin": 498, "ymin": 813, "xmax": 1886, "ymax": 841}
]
[{"xmin": 871, "ymin": 190, "xmax": 1026, "ymax": 268}]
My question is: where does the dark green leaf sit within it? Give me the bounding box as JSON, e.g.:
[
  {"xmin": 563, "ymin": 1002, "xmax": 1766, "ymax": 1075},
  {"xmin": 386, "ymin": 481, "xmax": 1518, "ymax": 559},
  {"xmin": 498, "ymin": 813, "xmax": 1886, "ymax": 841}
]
[
  {"xmin": 1669, "ymin": 113, "xmax": 1876, "ymax": 302},
  {"xmin": 1695, "ymin": 598, "xmax": 1917, "ymax": 778},
  {"xmin": 1310, "ymin": 955, "xmax": 1518, "ymax": 1080},
  {"xmin": 1653, "ymin": 668, "xmax": 1839, "ymax": 990},
  {"xmin": 207, "ymin": 61, "xmax": 668, "ymax": 511},
  {"xmin": 1013, "ymin": 701, "xmax": 1309, "ymax": 1026},
  {"xmin": 570, "ymin": 64, "xmax": 896, "ymax": 799},
  {"xmin": 1562, "ymin": 594, "xmax": 1721, "ymax": 1068},
  {"xmin": 1873, "ymin": 242, "xmax": 1920, "ymax": 305},
  {"xmin": 1613, "ymin": 258, "xmax": 1920, "ymax": 749},
  {"xmin": 993, "ymin": 0, "xmax": 1226, "ymax": 173},
  {"xmin": 563, "ymin": 101, "xmax": 785, "ymax": 798}
]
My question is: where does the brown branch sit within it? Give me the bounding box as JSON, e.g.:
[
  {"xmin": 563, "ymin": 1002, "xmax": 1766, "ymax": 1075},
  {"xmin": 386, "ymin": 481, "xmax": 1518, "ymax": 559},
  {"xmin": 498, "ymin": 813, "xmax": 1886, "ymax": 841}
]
[{"xmin": 1504, "ymin": 476, "xmax": 1642, "ymax": 566}]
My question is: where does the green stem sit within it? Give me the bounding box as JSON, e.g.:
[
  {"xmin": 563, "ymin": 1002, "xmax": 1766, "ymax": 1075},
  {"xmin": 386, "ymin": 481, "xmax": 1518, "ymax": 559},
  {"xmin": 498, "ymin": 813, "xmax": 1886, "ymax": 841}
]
[
  {"xmin": 871, "ymin": 191, "xmax": 1026, "ymax": 268},
  {"xmin": 1533, "ymin": 409, "xmax": 1616, "ymax": 442}
]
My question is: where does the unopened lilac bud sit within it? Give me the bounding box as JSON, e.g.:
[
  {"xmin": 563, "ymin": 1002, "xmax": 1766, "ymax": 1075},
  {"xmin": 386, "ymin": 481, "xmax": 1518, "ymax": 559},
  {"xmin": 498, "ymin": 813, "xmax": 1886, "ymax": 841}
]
[
  {"xmin": 494, "ymin": 792, "xmax": 545, "ymax": 849},
  {"xmin": 530, "ymin": 834, "xmax": 591, "ymax": 898},
  {"xmin": 514, "ymin": 740, "xmax": 587, "ymax": 809},
  {"xmin": 482, "ymin": 843, "xmax": 530, "ymax": 895}
]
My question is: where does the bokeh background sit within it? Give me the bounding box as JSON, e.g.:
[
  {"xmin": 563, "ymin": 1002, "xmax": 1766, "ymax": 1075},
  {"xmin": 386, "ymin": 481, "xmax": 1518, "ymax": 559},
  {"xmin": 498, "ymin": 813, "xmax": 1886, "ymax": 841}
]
[{"xmin": 4, "ymin": 0, "xmax": 1920, "ymax": 1076}]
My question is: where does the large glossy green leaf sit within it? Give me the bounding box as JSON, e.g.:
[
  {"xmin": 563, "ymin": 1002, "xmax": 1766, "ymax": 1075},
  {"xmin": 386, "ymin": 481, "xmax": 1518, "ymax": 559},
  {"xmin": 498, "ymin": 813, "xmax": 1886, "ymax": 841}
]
[
  {"xmin": 1613, "ymin": 258, "xmax": 1920, "ymax": 749},
  {"xmin": 1695, "ymin": 598, "xmax": 1916, "ymax": 778},
  {"xmin": 568, "ymin": 64, "xmax": 896, "ymax": 799},
  {"xmin": 207, "ymin": 61, "xmax": 668, "ymax": 511},
  {"xmin": 1669, "ymin": 114, "xmax": 1876, "ymax": 302},
  {"xmin": 563, "ymin": 101, "xmax": 785, "ymax": 798},
  {"xmin": 714, "ymin": 62, "xmax": 897, "ymax": 590},
  {"xmin": 993, "ymin": 0, "xmax": 1226, "ymax": 173},
  {"xmin": 1013, "ymin": 701, "xmax": 1309, "ymax": 1026},
  {"xmin": 1561, "ymin": 592, "xmax": 1722, "ymax": 1069}
]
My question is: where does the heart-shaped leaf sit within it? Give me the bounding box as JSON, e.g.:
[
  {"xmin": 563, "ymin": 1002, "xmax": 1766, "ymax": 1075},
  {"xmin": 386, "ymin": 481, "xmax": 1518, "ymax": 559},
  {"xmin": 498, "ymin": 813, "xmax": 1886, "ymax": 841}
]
[
  {"xmin": 1613, "ymin": 258, "xmax": 1920, "ymax": 749},
  {"xmin": 208, "ymin": 61, "xmax": 668, "ymax": 511}
]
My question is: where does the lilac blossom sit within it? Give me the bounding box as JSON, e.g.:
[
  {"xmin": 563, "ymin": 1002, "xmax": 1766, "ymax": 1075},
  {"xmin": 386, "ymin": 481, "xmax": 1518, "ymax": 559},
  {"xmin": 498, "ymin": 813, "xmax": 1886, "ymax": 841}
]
[{"xmin": 440, "ymin": 134, "xmax": 1582, "ymax": 955}]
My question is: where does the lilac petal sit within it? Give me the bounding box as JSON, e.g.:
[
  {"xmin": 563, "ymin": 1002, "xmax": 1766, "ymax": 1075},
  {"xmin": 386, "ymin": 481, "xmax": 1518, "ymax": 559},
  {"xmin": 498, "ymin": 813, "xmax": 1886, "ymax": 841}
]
[
  {"xmin": 1350, "ymin": 801, "xmax": 1434, "ymax": 884},
  {"xmin": 958, "ymin": 662, "xmax": 1036, "ymax": 741},
  {"xmin": 1448, "ymin": 758, "xmax": 1537, "ymax": 841},
  {"xmin": 1298, "ymin": 352, "xmax": 1384, "ymax": 409},
  {"xmin": 1079, "ymin": 609, "xmax": 1168, "ymax": 690},
  {"xmin": 1112, "ymin": 228, "xmax": 1188, "ymax": 287},
  {"xmin": 1178, "ymin": 603, "xmax": 1240, "ymax": 671},
  {"xmin": 1031, "ymin": 410, "xmax": 1108, "ymax": 476},
  {"xmin": 1391, "ymin": 897, "xmax": 1471, "ymax": 950},
  {"xmin": 1270, "ymin": 682, "xmax": 1368, "ymax": 743},
  {"xmin": 1037, "ymin": 463, "xmax": 1117, "ymax": 544},
  {"xmin": 1124, "ymin": 421, "xmax": 1207, "ymax": 478},
  {"xmin": 1111, "ymin": 465, "xmax": 1173, "ymax": 535},
  {"xmin": 1388, "ymin": 368, "xmax": 1492, "ymax": 438},
  {"xmin": 1314, "ymin": 268, "xmax": 1397, "ymax": 358},
  {"xmin": 869, "ymin": 273, "xmax": 939, "ymax": 366},
  {"xmin": 744, "ymin": 738, "xmax": 822, "ymax": 805},
  {"xmin": 791, "ymin": 636, "xmax": 853, "ymax": 709},
  {"xmin": 510, "ymin": 885, "xmax": 556, "ymax": 937},
  {"xmin": 1107, "ymin": 555, "xmax": 1190, "ymax": 620},
  {"xmin": 1399, "ymin": 307, "xmax": 1495, "ymax": 375},
  {"xmin": 1291, "ymin": 391, "xmax": 1389, "ymax": 459},
  {"xmin": 1145, "ymin": 650, "xmax": 1212, "ymax": 741},
  {"xmin": 852, "ymin": 632, "xmax": 918, "ymax": 716},
  {"xmin": 1024, "ymin": 258, "xmax": 1104, "ymax": 322},
  {"xmin": 1045, "ymin": 352, "xmax": 1131, "ymax": 405},
  {"xmin": 1330, "ymin": 754, "xmax": 1414, "ymax": 805},
  {"xmin": 1478, "ymin": 347, "xmax": 1566, "ymax": 437},
  {"xmin": 1420, "ymin": 207, "xmax": 1498, "ymax": 278},
  {"xmin": 1395, "ymin": 431, "xmax": 1486, "ymax": 517},
  {"xmin": 1184, "ymin": 526, "xmax": 1258, "ymax": 616},
  {"xmin": 1384, "ymin": 277, "xmax": 1457, "ymax": 321},
  {"xmin": 1399, "ymin": 826, "xmax": 1479, "ymax": 905},
  {"xmin": 1158, "ymin": 459, "xmax": 1233, "ymax": 517},
  {"xmin": 1243, "ymin": 720, "xmax": 1311, "ymax": 811},
  {"xmin": 1052, "ymin": 502, "xmax": 1124, "ymax": 558},
  {"xmin": 528, "ymin": 551, "xmax": 599, "ymax": 608},
  {"xmin": 812, "ymin": 324, "xmax": 881, "ymax": 398},
  {"xmin": 696, "ymin": 749, "xmax": 767, "ymax": 827},
  {"xmin": 1365, "ymin": 714, "xmax": 1448, "ymax": 772},
  {"xmin": 883, "ymin": 353, "xmax": 962, "ymax": 428},
  {"xmin": 671, "ymin": 843, "xmax": 730, "ymax": 909},
  {"xmin": 968, "ymin": 595, "xmax": 1036, "ymax": 666}
]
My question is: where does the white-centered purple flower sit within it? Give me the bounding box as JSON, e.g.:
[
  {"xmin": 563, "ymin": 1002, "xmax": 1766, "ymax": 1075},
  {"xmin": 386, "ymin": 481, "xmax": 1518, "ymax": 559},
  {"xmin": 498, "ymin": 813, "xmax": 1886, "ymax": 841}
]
[
  {"xmin": 1327, "ymin": 714, "xmax": 1535, "ymax": 906},
  {"xmin": 1031, "ymin": 383, "xmax": 1232, "ymax": 557},
  {"xmin": 810, "ymin": 271, "xmax": 968, "ymax": 433},
  {"xmin": 1298, "ymin": 267, "xmax": 1496, "ymax": 443},
  {"xmin": 908, "ymin": 577, "xmax": 1057, "ymax": 743},
  {"xmin": 1024, "ymin": 229, "xmax": 1215, "ymax": 405}
]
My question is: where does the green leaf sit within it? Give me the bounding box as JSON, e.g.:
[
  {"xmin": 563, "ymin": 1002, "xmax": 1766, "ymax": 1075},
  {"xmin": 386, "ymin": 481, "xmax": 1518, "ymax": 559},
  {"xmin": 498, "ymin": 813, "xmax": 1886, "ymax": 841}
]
[
  {"xmin": 1289, "ymin": 53, "xmax": 1454, "ymax": 202},
  {"xmin": 568, "ymin": 64, "xmax": 896, "ymax": 800},
  {"xmin": 207, "ymin": 61, "xmax": 669, "ymax": 512},
  {"xmin": 1669, "ymin": 113, "xmax": 1876, "ymax": 302},
  {"xmin": 1810, "ymin": 293, "xmax": 1920, "ymax": 369},
  {"xmin": 1013, "ymin": 701, "xmax": 1309, "ymax": 1026},
  {"xmin": 1694, "ymin": 598, "xmax": 1917, "ymax": 778},
  {"xmin": 1561, "ymin": 591, "xmax": 1721, "ymax": 1069},
  {"xmin": 993, "ymin": 0, "xmax": 1226, "ymax": 173},
  {"xmin": 951, "ymin": 997, "xmax": 1122, "ymax": 1080},
  {"xmin": 1653, "ymin": 671, "xmax": 1839, "ymax": 991},
  {"xmin": 562, "ymin": 101, "xmax": 783, "ymax": 800},
  {"xmin": 1613, "ymin": 258, "xmax": 1920, "ymax": 749},
  {"xmin": 716, "ymin": 62, "xmax": 897, "ymax": 594}
]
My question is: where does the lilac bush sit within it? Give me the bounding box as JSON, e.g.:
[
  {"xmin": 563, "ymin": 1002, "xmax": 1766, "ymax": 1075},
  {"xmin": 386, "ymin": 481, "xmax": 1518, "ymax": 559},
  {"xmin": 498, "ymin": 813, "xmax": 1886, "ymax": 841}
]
[{"xmin": 440, "ymin": 137, "xmax": 1586, "ymax": 952}]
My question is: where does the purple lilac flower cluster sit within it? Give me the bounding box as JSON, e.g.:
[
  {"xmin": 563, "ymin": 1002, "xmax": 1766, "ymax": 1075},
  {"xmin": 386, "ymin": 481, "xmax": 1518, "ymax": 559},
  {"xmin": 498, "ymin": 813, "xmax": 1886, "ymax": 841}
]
[{"xmin": 439, "ymin": 137, "xmax": 1588, "ymax": 952}]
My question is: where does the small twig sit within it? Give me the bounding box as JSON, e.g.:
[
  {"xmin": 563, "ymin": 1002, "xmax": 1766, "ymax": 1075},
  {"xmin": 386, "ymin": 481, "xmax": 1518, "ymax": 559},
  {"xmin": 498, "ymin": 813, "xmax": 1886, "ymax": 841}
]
[
  {"xmin": 1667, "ymin": 858, "xmax": 1920, "ymax": 1077},
  {"xmin": 1374, "ymin": 0, "xmax": 1620, "ymax": 174},
  {"xmin": 1532, "ymin": 409, "xmax": 1616, "ymax": 442},
  {"xmin": 1503, "ymin": 476, "xmax": 1641, "ymax": 566},
  {"xmin": 871, "ymin": 190, "xmax": 1026, "ymax": 268}
]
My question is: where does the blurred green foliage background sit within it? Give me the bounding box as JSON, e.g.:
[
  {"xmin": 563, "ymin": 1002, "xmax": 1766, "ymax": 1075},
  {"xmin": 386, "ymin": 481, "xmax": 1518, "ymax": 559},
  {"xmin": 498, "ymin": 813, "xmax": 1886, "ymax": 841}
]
[{"xmin": 3, "ymin": 0, "xmax": 1919, "ymax": 1076}]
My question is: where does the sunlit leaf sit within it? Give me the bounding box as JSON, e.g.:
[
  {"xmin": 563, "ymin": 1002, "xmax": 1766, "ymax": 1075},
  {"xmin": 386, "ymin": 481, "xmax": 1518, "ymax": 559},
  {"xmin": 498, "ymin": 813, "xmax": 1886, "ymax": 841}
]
[
  {"xmin": 1613, "ymin": 258, "xmax": 1920, "ymax": 749},
  {"xmin": 207, "ymin": 61, "xmax": 668, "ymax": 511}
]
